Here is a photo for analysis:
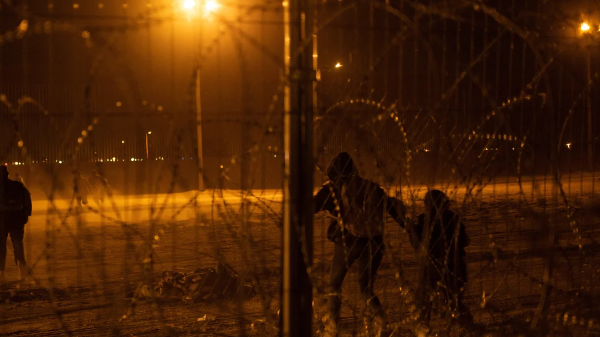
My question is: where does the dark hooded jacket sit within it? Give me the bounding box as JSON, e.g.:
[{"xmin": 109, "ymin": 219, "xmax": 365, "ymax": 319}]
[
  {"xmin": 314, "ymin": 152, "xmax": 405, "ymax": 237},
  {"xmin": 0, "ymin": 170, "xmax": 32, "ymax": 225},
  {"xmin": 411, "ymin": 190, "xmax": 469, "ymax": 269}
]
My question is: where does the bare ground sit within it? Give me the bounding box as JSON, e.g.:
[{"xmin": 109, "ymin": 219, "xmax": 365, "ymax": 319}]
[{"xmin": 1, "ymin": 185, "xmax": 600, "ymax": 336}]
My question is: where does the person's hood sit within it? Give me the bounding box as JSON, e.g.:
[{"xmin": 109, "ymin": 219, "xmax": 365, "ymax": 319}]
[
  {"xmin": 425, "ymin": 189, "xmax": 449, "ymax": 211},
  {"xmin": 326, "ymin": 152, "xmax": 358, "ymax": 181}
]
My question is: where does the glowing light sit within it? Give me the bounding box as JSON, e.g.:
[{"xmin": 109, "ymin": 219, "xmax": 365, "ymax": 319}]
[
  {"xmin": 112, "ymin": 157, "xmax": 116, "ymax": 161},
  {"xmin": 17, "ymin": 140, "xmax": 24, "ymax": 148},
  {"xmin": 58, "ymin": 160, "xmax": 62, "ymax": 164},
  {"xmin": 205, "ymin": 0, "xmax": 219, "ymax": 13},
  {"xmin": 148, "ymin": 131, "xmax": 152, "ymax": 134},
  {"xmin": 131, "ymin": 158, "xmax": 135, "ymax": 161},
  {"xmin": 335, "ymin": 62, "xmax": 342, "ymax": 68},
  {"xmin": 122, "ymin": 140, "xmax": 125, "ymax": 144},
  {"xmin": 116, "ymin": 101, "xmax": 122, "ymax": 107},
  {"xmin": 581, "ymin": 22, "xmax": 590, "ymax": 32},
  {"xmin": 566, "ymin": 143, "xmax": 572, "ymax": 149},
  {"xmin": 183, "ymin": 0, "xmax": 195, "ymax": 10},
  {"xmin": 157, "ymin": 106, "xmax": 163, "ymax": 111}
]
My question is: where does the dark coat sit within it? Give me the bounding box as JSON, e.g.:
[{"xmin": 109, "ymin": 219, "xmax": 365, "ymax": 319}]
[
  {"xmin": 314, "ymin": 152, "xmax": 405, "ymax": 238},
  {"xmin": 0, "ymin": 179, "xmax": 32, "ymax": 225}
]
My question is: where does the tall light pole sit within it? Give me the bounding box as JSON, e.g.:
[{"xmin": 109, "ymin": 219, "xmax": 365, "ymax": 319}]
[
  {"xmin": 581, "ymin": 22, "xmax": 594, "ymax": 171},
  {"xmin": 281, "ymin": 0, "xmax": 316, "ymax": 336},
  {"xmin": 181, "ymin": 0, "xmax": 220, "ymax": 190}
]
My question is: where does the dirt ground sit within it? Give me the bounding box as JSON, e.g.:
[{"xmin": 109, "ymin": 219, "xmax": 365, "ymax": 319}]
[{"xmin": 1, "ymin": 181, "xmax": 600, "ymax": 336}]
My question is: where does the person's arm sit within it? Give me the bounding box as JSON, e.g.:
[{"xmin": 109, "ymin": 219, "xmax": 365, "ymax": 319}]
[
  {"xmin": 403, "ymin": 214, "xmax": 424, "ymax": 251},
  {"xmin": 314, "ymin": 182, "xmax": 335, "ymax": 214},
  {"xmin": 386, "ymin": 196, "xmax": 406, "ymax": 228}
]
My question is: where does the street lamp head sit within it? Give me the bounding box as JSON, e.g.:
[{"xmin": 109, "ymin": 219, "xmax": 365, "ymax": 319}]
[
  {"xmin": 205, "ymin": 0, "xmax": 220, "ymax": 13},
  {"xmin": 183, "ymin": 0, "xmax": 196, "ymax": 10},
  {"xmin": 581, "ymin": 22, "xmax": 591, "ymax": 32},
  {"xmin": 181, "ymin": 0, "xmax": 219, "ymax": 17}
]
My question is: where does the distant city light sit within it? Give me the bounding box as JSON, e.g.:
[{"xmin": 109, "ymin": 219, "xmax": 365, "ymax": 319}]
[
  {"xmin": 581, "ymin": 22, "xmax": 591, "ymax": 32},
  {"xmin": 131, "ymin": 158, "xmax": 135, "ymax": 161},
  {"xmin": 566, "ymin": 143, "xmax": 572, "ymax": 149},
  {"xmin": 335, "ymin": 62, "xmax": 342, "ymax": 68},
  {"xmin": 122, "ymin": 140, "xmax": 125, "ymax": 144},
  {"xmin": 148, "ymin": 131, "xmax": 152, "ymax": 134}
]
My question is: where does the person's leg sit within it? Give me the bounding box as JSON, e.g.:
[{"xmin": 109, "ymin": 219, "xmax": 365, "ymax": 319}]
[
  {"xmin": 328, "ymin": 235, "xmax": 361, "ymax": 328},
  {"xmin": 452, "ymin": 261, "xmax": 472, "ymax": 323},
  {"xmin": 416, "ymin": 263, "xmax": 439, "ymax": 327},
  {"xmin": 357, "ymin": 237, "xmax": 384, "ymax": 318},
  {"xmin": 8, "ymin": 223, "xmax": 27, "ymax": 280}
]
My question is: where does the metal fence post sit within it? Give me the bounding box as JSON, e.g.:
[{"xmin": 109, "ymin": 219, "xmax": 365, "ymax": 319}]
[{"xmin": 281, "ymin": 0, "xmax": 315, "ymax": 336}]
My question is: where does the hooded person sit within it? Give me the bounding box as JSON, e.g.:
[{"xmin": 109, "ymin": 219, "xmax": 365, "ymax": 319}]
[
  {"xmin": 88, "ymin": 170, "xmax": 109, "ymax": 205},
  {"xmin": 407, "ymin": 189, "xmax": 471, "ymax": 330},
  {"xmin": 314, "ymin": 152, "xmax": 406, "ymax": 336},
  {"xmin": 0, "ymin": 165, "xmax": 32, "ymax": 282},
  {"xmin": 72, "ymin": 170, "xmax": 91, "ymax": 207}
]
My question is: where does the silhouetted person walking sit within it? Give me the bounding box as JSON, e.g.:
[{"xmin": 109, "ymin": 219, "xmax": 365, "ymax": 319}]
[
  {"xmin": 73, "ymin": 170, "xmax": 91, "ymax": 208},
  {"xmin": 0, "ymin": 165, "xmax": 32, "ymax": 282},
  {"xmin": 407, "ymin": 189, "xmax": 471, "ymax": 332},
  {"xmin": 88, "ymin": 170, "xmax": 109, "ymax": 205},
  {"xmin": 314, "ymin": 152, "xmax": 406, "ymax": 336}
]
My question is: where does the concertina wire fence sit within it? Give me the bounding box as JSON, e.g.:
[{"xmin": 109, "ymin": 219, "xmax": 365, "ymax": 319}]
[{"xmin": 1, "ymin": 0, "xmax": 600, "ymax": 336}]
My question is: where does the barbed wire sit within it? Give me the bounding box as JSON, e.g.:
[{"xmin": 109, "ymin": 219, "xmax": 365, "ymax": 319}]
[{"xmin": 1, "ymin": 0, "xmax": 600, "ymax": 336}]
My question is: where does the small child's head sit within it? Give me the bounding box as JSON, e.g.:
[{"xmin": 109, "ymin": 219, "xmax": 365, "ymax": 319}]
[{"xmin": 424, "ymin": 189, "xmax": 449, "ymax": 212}]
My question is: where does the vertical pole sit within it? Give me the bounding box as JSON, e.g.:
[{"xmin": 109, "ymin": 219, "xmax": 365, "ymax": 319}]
[
  {"xmin": 145, "ymin": 133, "xmax": 149, "ymax": 159},
  {"xmin": 195, "ymin": 15, "xmax": 205, "ymax": 191},
  {"xmin": 586, "ymin": 48, "xmax": 593, "ymax": 171},
  {"xmin": 282, "ymin": 0, "xmax": 315, "ymax": 335},
  {"xmin": 196, "ymin": 68, "xmax": 204, "ymax": 190}
]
